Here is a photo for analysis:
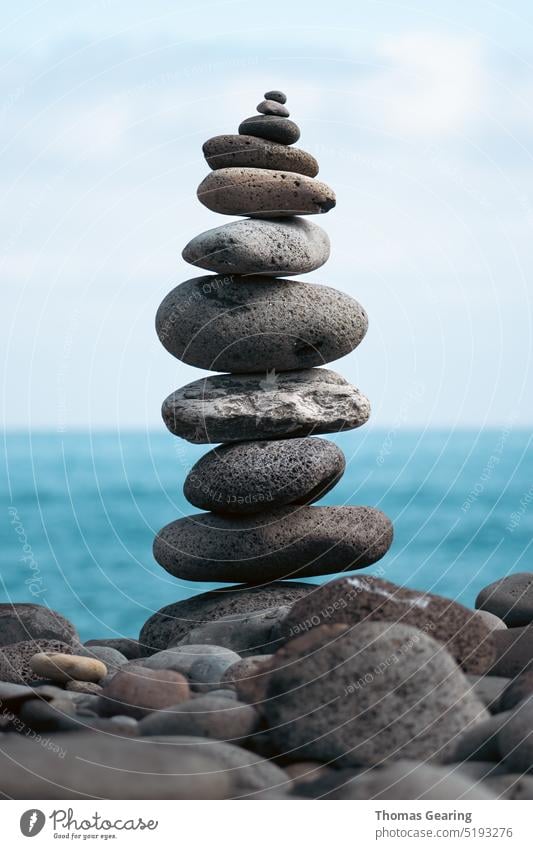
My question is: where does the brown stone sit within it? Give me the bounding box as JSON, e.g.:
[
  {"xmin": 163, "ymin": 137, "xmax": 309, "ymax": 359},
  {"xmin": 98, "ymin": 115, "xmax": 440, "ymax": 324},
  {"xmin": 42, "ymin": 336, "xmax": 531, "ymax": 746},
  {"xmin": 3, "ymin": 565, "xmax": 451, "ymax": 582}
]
[{"xmin": 98, "ymin": 666, "xmax": 190, "ymax": 719}]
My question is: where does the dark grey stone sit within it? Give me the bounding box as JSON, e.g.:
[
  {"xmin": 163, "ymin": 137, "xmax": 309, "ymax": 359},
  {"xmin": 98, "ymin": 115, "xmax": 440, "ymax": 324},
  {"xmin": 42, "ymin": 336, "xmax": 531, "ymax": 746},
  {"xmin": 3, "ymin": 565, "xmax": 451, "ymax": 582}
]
[
  {"xmin": 84, "ymin": 638, "xmax": 141, "ymax": 659},
  {"xmin": 476, "ymin": 573, "xmax": 533, "ymax": 626},
  {"xmin": 174, "ymin": 607, "xmax": 289, "ymax": 656},
  {"xmin": 0, "ymin": 604, "xmax": 78, "ymax": 647},
  {"xmin": 264, "ymin": 90, "xmax": 287, "ymax": 104},
  {"xmin": 257, "ymin": 99, "xmax": 289, "ymax": 117},
  {"xmin": 203, "ymin": 134, "xmax": 318, "ymax": 176},
  {"xmin": 239, "ymin": 115, "xmax": 300, "ymax": 144},
  {"xmin": 139, "ymin": 694, "xmax": 259, "ymax": 740}
]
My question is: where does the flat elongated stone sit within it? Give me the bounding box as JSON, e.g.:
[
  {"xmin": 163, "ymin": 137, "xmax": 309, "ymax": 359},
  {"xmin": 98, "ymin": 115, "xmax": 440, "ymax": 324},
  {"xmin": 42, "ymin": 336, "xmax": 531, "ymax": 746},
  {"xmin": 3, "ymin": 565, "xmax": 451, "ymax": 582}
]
[
  {"xmin": 264, "ymin": 90, "xmax": 286, "ymax": 104},
  {"xmin": 184, "ymin": 437, "xmax": 345, "ymax": 514},
  {"xmin": 153, "ymin": 505, "xmax": 393, "ymax": 583},
  {"xmin": 203, "ymin": 135, "xmax": 318, "ymax": 176},
  {"xmin": 197, "ymin": 168, "xmax": 335, "ymax": 217},
  {"xmin": 239, "ymin": 115, "xmax": 300, "ymax": 144},
  {"xmin": 182, "ymin": 218, "xmax": 329, "ymax": 275},
  {"xmin": 156, "ymin": 277, "xmax": 367, "ymax": 373},
  {"xmin": 257, "ymin": 99, "xmax": 289, "ymax": 117},
  {"xmin": 161, "ymin": 368, "xmax": 370, "ymax": 444}
]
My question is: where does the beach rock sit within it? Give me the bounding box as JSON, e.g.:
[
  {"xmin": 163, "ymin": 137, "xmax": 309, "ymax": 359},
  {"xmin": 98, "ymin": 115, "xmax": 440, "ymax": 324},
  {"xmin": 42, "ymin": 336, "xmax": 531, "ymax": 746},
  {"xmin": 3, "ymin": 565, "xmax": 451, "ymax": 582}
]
[
  {"xmin": 239, "ymin": 115, "xmax": 300, "ymax": 144},
  {"xmin": 0, "ymin": 640, "xmax": 75, "ymax": 684},
  {"xmin": 257, "ymin": 99, "xmax": 289, "ymax": 117},
  {"xmin": 18, "ymin": 698, "xmax": 81, "ymax": 733},
  {"xmin": 162, "ymin": 368, "xmax": 370, "ymax": 444},
  {"xmin": 29, "ymin": 652, "xmax": 107, "ymax": 684},
  {"xmin": 476, "ymin": 573, "xmax": 533, "ymax": 626},
  {"xmin": 184, "ymin": 438, "xmax": 345, "ymax": 515},
  {"xmin": 476, "ymin": 610, "xmax": 507, "ymax": 631},
  {"xmin": 189, "ymin": 653, "xmax": 243, "ymax": 692},
  {"xmin": 140, "ymin": 645, "xmax": 241, "ymax": 677},
  {"xmin": 446, "ymin": 711, "xmax": 511, "ymax": 762},
  {"xmin": 484, "ymin": 774, "xmax": 533, "ymax": 799},
  {"xmin": 263, "ymin": 623, "xmax": 488, "ymax": 766},
  {"xmin": 497, "ymin": 697, "xmax": 533, "ymax": 772},
  {"xmin": 467, "ymin": 675, "xmax": 509, "ymax": 713},
  {"xmin": 197, "ymin": 168, "xmax": 335, "ymax": 217},
  {"xmin": 182, "ymin": 218, "xmax": 329, "ymax": 275},
  {"xmin": 281, "ymin": 575, "xmax": 496, "ymax": 674},
  {"xmin": 85, "ymin": 638, "xmax": 141, "ymax": 659},
  {"xmin": 157, "ymin": 277, "xmax": 366, "ymax": 374},
  {"xmin": 203, "ymin": 134, "xmax": 318, "ymax": 176},
  {"xmin": 65, "ymin": 680, "xmax": 103, "ymax": 695},
  {"xmin": 154, "ymin": 505, "xmax": 393, "ymax": 583},
  {"xmin": 221, "ymin": 655, "xmax": 275, "ymax": 705},
  {"xmin": 175, "ymin": 608, "xmax": 288, "ymax": 656},
  {"xmin": 139, "ymin": 583, "xmax": 315, "ymax": 654},
  {"xmin": 0, "ymin": 604, "xmax": 78, "ymax": 647},
  {"xmin": 489, "ymin": 625, "xmax": 533, "ymax": 676},
  {"xmin": 0, "ymin": 732, "xmax": 231, "ymax": 798},
  {"xmin": 77, "ymin": 645, "xmax": 128, "ymax": 671},
  {"xmin": 499, "ymin": 669, "xmax": 533, "ymax": 711},
  {"xmin": 139, "ymin": 694, "xmax": 259, "ymax": 740},
  {"xmin": 98, "ymin": 666, "xmax": 190, "ymax": 719},
  {"xmin": 264, "ymin": 90, "xmax": 286, "ymax": 104},
  {"xmin": 0, "ymin": 681, "xmax": 66, "ymax": 712}
]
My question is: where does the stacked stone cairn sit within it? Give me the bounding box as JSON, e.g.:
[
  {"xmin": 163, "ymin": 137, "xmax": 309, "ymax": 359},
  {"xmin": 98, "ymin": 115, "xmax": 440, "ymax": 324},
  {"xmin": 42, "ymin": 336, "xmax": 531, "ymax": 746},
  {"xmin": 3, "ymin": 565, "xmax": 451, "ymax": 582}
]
[{"xmin": 2, "ymin": 93, "xmax": 533, "ymax": 801}]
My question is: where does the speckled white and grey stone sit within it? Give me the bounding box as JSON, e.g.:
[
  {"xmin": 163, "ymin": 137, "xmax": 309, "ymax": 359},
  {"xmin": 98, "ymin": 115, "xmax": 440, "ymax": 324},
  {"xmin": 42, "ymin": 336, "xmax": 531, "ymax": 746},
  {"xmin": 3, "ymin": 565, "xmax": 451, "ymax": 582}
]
[
  {"xmin": 263, "ymin": 623, "xmax": 488, "ymax": 766},
  {"xmin": 203, "ymin": 135, "xmax": 319, "ymax": 176},
  {"xmin": 139, "ymin": 694, "xmax": 259, "ymax": 740},
  {"xmin": 182, "ymin": 218, "xmax": 330, "ymax": 275},
  {"xmin": 239, "ymin": 115, "xmax": 300, "ymax": 144},
  {"xmin": 139, "ymin": 583, "xmax": 317, "ymax": 655},
  {"xmin": 184, "ymin": 438, "xmax": 345, "ymax": 515},
  {"xmin": 257, "ymin": 99, "xmax": 290, "ymax": 117},
  {"xmin": 157, "ymin": 277, "xmax": 366, "ymax": 374},
  {"xmin": 197, "ymin": 168, "xmax": 335, "ymax": 217},
  {"xmin": 161, "ymin": 368, "xmax": 370, "ymax": 444},
  {"xmin": 153, "ymin": 505, "xmax": 393, "ymax": 583}
]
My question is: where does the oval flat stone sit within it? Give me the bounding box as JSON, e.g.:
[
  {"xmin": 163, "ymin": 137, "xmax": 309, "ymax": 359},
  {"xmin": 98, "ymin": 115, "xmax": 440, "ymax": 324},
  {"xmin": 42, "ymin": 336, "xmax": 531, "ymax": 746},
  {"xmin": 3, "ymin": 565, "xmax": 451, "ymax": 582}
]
[
  {"xmin": 239, "ymin": 115, "xmax": 300, "ymax": 144},
  {"xmin": 476, "ymin": 573, "xmax": 533, "ymax": 626},
  {"xmin": 197, "ymin": 167, "xmax": 335, "ymax": 217},
  {"xmin": 257, "ymin": 99, "xmax": 289, "ymax": 117},
  {"xmin": 153, "ymin": 505, "xmax": 393, "ymax": 582},
  {"xmin": 203, "ymin": 135, "xmax": 318, "ymax": 176},
  {"xmin": 29, "ymin": 652, "xmax": 107, "ymax": 683},
  {"xmin": 156, "ymin": 277, "xmax": 366, "ymax": 373},
  {"xmin": 264, "ymin": 89, "xmax": 286, "ymax": 104},
  {"xmin": 161, "ymin": 368, "xmax": 370, "ymax": 443},
  {"xmin": 182, "ymin": 218, "xmax": 330, "ymax": 275},
  {"xmin": 184, "ymin": 437, "xmax": 345, "ymax": 514}
]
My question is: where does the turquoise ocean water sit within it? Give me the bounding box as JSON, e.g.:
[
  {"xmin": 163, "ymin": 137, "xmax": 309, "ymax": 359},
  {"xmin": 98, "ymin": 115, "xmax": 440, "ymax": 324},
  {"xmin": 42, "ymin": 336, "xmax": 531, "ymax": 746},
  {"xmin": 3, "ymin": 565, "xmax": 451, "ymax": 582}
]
[{"xmin": 1, "ymin": 429, "xmax": 532, "ymax": 642}]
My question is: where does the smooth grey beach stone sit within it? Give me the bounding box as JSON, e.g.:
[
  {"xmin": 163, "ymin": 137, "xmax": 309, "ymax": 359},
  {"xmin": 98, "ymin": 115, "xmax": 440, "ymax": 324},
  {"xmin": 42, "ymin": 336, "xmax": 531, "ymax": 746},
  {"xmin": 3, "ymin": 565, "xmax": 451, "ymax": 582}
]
[
  {"xmin": 203, "ymin": 134, "xmax": 319, "ymax": 176},
  {"xmin": 175, "ymin": 608, "xmax": 289, "ymax": 657},
  {"xmin": 466, "ymin": 674, "xmax": 510, "ymax": 712},
  {"xmin": 475, "ymin": 610, "xmax": 507, "ymax": 631},
  {"xmin": 197, "ymin": 167, "xmax": 335, "ymax": 217},
  {"xmin": 488, "ymin": 625, "xmax": 533, "ymax": 676},
  {"xmin": 0, "ymin": 640, "xmax": 75, "ymax": 684},
  {"xmin": 139, "ymin": 694, "xmax": 259, "ymax": 740},
  {"xmin": 162, "ymin": 368, "xmax": 370, "ymax": 444},
  {"xmin": 257, "ymin": 99, "xmax": 290, "ymax": 117},
  {"xmin": 497, "ymin": 696, "xmax": 533, "ymax": 772},
  {"xmin": 182, "ymin": 218, "xmax": 329, "ymax": 275},
  {"xmin": 184, "ymin": 438, "xmax": 345, "ymax": 515},
  {"xmin": 157, "ymin": 277, "xmax": 366, "ymax": 374},
  {"xmin": 476, "ymin": 573, "xmax": 533, "ymax": 626},
  {"xmin": 264, "ymin": 90, "xmax": 286, "ymax": 104},
  {"xmin": 0, "ymin": 603, "xmax": 78, "ymax": 647},
  {"xmin": 85, "ymin": 637, "xmax": 141, "ymax": 659},
  {"xmin": 499, "ymin": 668, "xmax": 533, "ymax": 711},
  {"xmin": 153, "ymin": 505, "xmax": 393, "ymax": 583},
  {"xmin": 0, "ymin": 732, "xmax": 231, "ymax": 799},
  {"xmin": 139, "ymin": 583, "xmax": 316, "ymax": 655},
  {"xmin": 446, "ymin": 711, "xmax": 511, "ymax": 762},
  {"xmin": 76, "ymin": 645, "xmax": 128, "ymax": 671},
  {"xmin": 239, "ymin": 114, "xmax": 300, "ymax": 144},
  {"xmin": 263, "ymin": 623, "xmax": 488, "ymax": 766},
  {"xmin": 140, "ymin": 645, "xmax": 240, "ymax": 677}
]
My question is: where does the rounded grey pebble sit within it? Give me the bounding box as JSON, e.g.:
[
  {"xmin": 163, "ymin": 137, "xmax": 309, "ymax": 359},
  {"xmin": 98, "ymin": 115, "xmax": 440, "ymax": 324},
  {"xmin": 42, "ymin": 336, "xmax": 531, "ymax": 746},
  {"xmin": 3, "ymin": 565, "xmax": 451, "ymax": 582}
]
[
  {"xmin": 139, "ymin": 582, "xmax": 316, "ymax": 654},
  {"xmin": 264, "ymin": 90, "xmax": 286, "ymax": 104},
  {"xmin": 161, "ymin": 368, "xmax": 370, "ymax": 444},
  {"xmin": 257, "ymin": 99, "xmax": 289, "ymax": 117},
  {"xmin": 239, "ymin": 115, "xmax": 300, "ymax": 145},
  {"xmin": 76, "ymin": 645, "xmax": 128, "ymax": 671},
  {"xmin": 153, "ymin": 505, "xmax": 393, "ymax": 583},
  {"xmin": 184, "ymin": 438, "xmax": 345, "ymax": 515},
  {"xmin": 139, "ymin": 695, "xmax": 259, "ymax": 740},
  {"xmin": 197, "ymin": 168, "xmax": 335, "ymax": 217},
  {"xmin": 476, "ymin": 572, "xmax": 533, "ymax": 627},
  {"xmin": 174, "ymin": 607, "xmax": 290, "ymax": 656},
  {"xmin": 203, "ymin": 135, "xmax": 318, "ymax": 177},
  {"xmin": 157, "ymin": 277, "xmax": 366, "ymax": 375},
  {"xmin": 181, "ymin": 218, "xmax": 329, "ymax": 276},
  {"xmin": 140, "ymin": 645, "xmax": 240, "ymax": 677}
]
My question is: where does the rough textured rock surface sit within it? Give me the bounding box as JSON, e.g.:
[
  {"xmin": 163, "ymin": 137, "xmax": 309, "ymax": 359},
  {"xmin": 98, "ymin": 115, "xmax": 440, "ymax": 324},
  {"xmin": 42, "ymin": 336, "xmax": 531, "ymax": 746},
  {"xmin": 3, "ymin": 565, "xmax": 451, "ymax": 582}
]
[
  {"xmin": 197, "ymin": 168, "xmax": 335, "ymax": 217},
  {"xmin": 153, "ymin": 505, "xmax": 393, "ymax": 583},
  {"xmin": 182, "ymin": 218, "xmax": 330, "ymax": 275},
  {"xmin": 263, "ymin": 623, "xmax": 488, "ymax": 766},
  {"xmin": 162, "ymin": 368, "xmax": 370, "ymax": 444},
  {"xmin": 139, "ymin": 694, "xmax": 259, "ymax": 740},
  {"xmin": 0, "ymin": 604, "xmax": 78, "ymax": 647},
  {"xmin": 0, "ymin": 732, "xmax": 231, "ymax": 798},
  {"xmin": 489, "ymin": 625, "xmax": 533, "ymax": 677},
  {"xmin": 183, "ymin": 437, "xmax": 345, "ymax": 515},
  {"xmin": 203, "ymin": 134, "xmax": 319, "ymax": 176},
  {"xmin": 156, "ymin": 277, "xmax": 366, "ymax": 374},
  {"xmin": 476, "ymin": 573, "xmax": 533, "ymax": 626},
  {"xmin": 221, "ymin": 655, "xmax": 275, "ymax": 705},
  {"xmin": 98, "ymin": 666, "xmax": 190, "ymax": 719},
  {"xmin": 238, "ymin": 115, "xmax": 300, "ymax": 144},
  {"xmin": 281, "ymin": 575, "xmax": 496, "ymax": 674},
  {"xmin": 174, "ymin": 608, "xmax": 288, "ymax": 656},
  {"xmin": 139, "ymin": 582, "xmax": 316, "ymax": 654},
  {"xmin": 0, "ymin": 640, "xmax": 75, "ymax": 684}
]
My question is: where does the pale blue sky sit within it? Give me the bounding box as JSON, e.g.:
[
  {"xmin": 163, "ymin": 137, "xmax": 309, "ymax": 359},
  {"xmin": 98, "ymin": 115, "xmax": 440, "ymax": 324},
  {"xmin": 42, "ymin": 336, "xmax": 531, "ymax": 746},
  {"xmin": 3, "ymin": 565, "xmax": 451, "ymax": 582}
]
[{"xmin": 1, "ymin": 0, "xmax": 533, "ymax": 429}]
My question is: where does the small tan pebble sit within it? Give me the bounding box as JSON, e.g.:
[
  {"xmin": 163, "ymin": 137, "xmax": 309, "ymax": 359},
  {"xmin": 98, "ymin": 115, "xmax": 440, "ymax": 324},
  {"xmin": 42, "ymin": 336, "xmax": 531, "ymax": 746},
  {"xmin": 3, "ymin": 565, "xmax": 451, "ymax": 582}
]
[
  {"xmin": 98, "ymin": 665, "xmax": 190, "ymax": 719},
  {"xmin": 65, "ymin": 680, "xmax": 103, "ymax": 695},
  {"xmin": 29, "ymin": 652, "xmax": 107, "ymax": 684}
]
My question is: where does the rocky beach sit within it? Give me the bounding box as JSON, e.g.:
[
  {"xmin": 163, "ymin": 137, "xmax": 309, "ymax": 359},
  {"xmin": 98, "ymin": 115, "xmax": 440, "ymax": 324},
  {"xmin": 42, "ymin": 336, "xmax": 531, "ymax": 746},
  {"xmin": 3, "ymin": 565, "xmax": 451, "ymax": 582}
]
[{"xmin": 1, "ymin": 92, "xmax": 533, "ymax": 801}]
